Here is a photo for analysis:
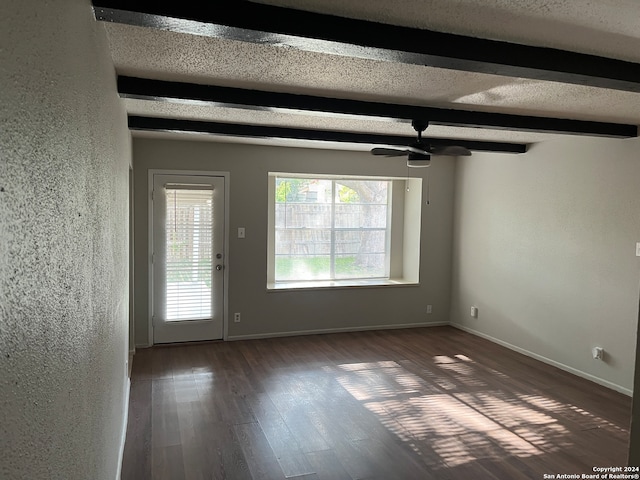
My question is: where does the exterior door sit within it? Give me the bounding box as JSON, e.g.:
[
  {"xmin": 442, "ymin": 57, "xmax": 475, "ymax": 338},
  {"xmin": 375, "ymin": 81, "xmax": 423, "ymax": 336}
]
[{"xmin": 151, "ymin": 174, "xmax": 225, "ymax": 344}]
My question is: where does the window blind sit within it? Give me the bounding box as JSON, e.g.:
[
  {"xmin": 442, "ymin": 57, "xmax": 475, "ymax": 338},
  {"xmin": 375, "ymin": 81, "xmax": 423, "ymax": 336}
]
[{"xmin": 164, "ymin": 186, "xmax": 214, "ymax": 321}]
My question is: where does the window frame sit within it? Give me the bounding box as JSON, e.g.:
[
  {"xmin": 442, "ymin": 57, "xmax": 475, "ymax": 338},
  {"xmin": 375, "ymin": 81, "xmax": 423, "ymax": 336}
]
[{"xmin": 267, "ymin": 172, "xmax": 422, "ymax": 291}]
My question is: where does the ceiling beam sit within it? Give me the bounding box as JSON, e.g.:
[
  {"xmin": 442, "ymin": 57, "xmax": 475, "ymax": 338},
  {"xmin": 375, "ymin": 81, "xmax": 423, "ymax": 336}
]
[
  {"xmin": 127, "ymin": 116, "xmax": 528, "ymax": 154},
  {"xmin": 93, "ymin": 1, "xmax": 640, "ymax": 94},
  {"xmin": 119, "ymin": 77, "xmax": 637, "ymax": 138}
]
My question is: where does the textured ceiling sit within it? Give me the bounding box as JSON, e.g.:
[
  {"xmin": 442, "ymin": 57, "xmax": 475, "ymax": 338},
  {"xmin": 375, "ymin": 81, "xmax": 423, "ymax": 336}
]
[
  {"xmin": 253, "ymin": 0, "xmax": 640, "ymax": 62},
  {"xmin": 101, "ymin": 0, "xmax": 640, "ymax": 150}
]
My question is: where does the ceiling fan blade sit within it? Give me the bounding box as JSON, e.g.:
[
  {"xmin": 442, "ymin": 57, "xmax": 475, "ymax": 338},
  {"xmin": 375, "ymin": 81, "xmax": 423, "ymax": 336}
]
[
  {"xmin": 406, "ymin": 144, "xmax": 430, "ymax": 156},
  {"xmin": 429, "ymin": 145, "xmax": 472, "ymax": 156},
  {"xmin": 371, "ymin": 147, "xmax": 407, "ymax": 157}
]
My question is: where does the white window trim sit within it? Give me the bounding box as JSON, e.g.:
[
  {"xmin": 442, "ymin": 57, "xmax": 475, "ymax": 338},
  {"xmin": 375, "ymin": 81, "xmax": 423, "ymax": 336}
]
[{"xmin": 267, "ymin": 172, "xmax": 422, "ymax": 291}]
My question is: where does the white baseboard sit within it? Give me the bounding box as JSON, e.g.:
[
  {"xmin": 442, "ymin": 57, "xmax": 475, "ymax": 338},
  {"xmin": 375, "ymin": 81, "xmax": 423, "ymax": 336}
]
[
  {"xmin": 450, "ymin": 323, "xmax": 632, "ymax": 396},
  {"xmin": 115, "ymin": 376, "xmax": 131, "ymax": 480},
  {"xmin": 226, "ymin": 321, "xmax": 449, "ymax": 341}
]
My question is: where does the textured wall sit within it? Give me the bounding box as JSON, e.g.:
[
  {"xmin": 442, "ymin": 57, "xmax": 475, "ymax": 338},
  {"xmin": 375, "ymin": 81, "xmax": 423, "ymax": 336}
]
[
  {"xmin": 133, "ymin": 138, "xmax": 455, "ymax": 344},
  {"xmin": 0, "ymin": 1, "xmax": 130, "ymax": 479},
  {"xmin": 450, "ymin": 136, "xmax": 640, "ymax": 394}
]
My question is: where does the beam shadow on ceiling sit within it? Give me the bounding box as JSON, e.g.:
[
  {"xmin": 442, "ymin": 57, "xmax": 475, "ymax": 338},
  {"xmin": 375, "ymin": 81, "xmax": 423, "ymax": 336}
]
[
  {"xmin": 119, "ymin": 76, "xmax": 637, "ymax": 139},
  {"xmin": 93, "ymin": 1, "xmax": 640, "ymax": 94},
  {"xmin": 127, "ymin": 116, "xmax": 528, "ymax": 154}
]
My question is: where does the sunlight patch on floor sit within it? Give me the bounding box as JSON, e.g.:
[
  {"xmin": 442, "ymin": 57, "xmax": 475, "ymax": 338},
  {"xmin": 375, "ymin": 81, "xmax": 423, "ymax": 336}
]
[{"xmin": 333, "ymin": 357, "xmax": 588, "ymax": 468}]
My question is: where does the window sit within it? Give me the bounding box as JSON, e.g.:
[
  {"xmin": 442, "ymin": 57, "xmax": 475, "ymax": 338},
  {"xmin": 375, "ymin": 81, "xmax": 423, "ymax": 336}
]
[
  {"xmin": 267, "ymin": 173, "xmax": 422, "ymax": 290},
  {"xmin": 164, "ymin": 186, "xmax": 213, "ymax": 320},
  {"xmin": 274, "ymin": 177, "xmax": 390, "ymax": 281}
]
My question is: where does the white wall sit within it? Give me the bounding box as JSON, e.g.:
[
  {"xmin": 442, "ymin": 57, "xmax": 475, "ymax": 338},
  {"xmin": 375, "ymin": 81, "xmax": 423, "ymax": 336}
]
[
  {"xmin": 451, "ymin": 136, "xmax": 640, "ymax": 394},
  {"xmin": 133, "ymin": 137, "xmax": 456, "ymax": 344},
  {"xmin": 0, "ymin": 1, "xmax": 131, "ymax": 479}
]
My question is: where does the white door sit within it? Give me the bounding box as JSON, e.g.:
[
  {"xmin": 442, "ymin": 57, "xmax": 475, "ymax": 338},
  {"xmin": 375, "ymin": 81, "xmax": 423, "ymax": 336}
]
[{"xmin": 151, "ymin": 174, "xmax": 225, "ymax": 344}]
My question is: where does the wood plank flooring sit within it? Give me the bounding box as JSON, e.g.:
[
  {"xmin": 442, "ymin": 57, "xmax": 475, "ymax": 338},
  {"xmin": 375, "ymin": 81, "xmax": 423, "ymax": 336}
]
[{"xmin": 122, "ymin": 327, "xmax": 631, "ymax": 480}]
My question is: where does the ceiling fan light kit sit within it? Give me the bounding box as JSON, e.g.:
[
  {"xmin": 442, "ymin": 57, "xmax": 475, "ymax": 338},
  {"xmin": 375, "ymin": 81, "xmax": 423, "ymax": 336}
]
[{"xmin": 407, "ymin": 157, "xmax": 431, "ymax": 168}]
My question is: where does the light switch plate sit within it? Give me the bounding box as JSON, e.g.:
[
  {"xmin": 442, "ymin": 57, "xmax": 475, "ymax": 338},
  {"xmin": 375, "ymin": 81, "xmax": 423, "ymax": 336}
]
[
  {"xmin": 636, "ymin": 242, "xmax": 640, "ymax": 257},
  {"xmin": 238, "ymin": 227, "xmax": 246, "ymax": 239}
]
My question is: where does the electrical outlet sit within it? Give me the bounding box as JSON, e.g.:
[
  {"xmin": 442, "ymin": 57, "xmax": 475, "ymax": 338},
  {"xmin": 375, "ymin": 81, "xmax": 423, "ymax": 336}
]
[
  {"xmin": 592, "ymin": 347, "xmax": 604, "ymax": 360},
  {"xmin": 470, "ymin": 306, "xmax": 478, "ymax": 318},
  {"xmin": 636, "ymin": 242, "xmax": 640, "ymax": 257},
  {"xmin": 234, "ymin": 312, "xmax": 241, "ymax": 323},
  {"xmin": 426, "ymin": 305, "xmax": 432, "ymax": 314}
]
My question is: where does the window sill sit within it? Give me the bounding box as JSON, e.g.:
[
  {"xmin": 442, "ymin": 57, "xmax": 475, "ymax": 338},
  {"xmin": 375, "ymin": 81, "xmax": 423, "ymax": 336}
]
[{"xmin": 267, "ymin": 278, "xmax": 419, "ymax": 292}]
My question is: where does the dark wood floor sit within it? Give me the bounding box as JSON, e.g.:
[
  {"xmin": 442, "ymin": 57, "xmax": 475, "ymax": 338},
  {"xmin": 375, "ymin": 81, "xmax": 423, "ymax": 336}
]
[{"xmin": 122, "ymin": 327, "xmax": 631, "ymax": 480}]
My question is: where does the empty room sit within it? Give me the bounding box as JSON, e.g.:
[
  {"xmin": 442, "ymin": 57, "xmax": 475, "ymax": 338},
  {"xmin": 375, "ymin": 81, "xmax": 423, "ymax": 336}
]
[{"xmin": 3, "ymin": 1, "xmax": 640, "ymax": 479}]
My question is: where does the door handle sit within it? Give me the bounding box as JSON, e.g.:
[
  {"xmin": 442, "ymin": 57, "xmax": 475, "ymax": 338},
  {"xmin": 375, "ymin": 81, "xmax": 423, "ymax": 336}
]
[{"xmin": 216, "ymin": 264, "xmax": 224, "ymax": 271}]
